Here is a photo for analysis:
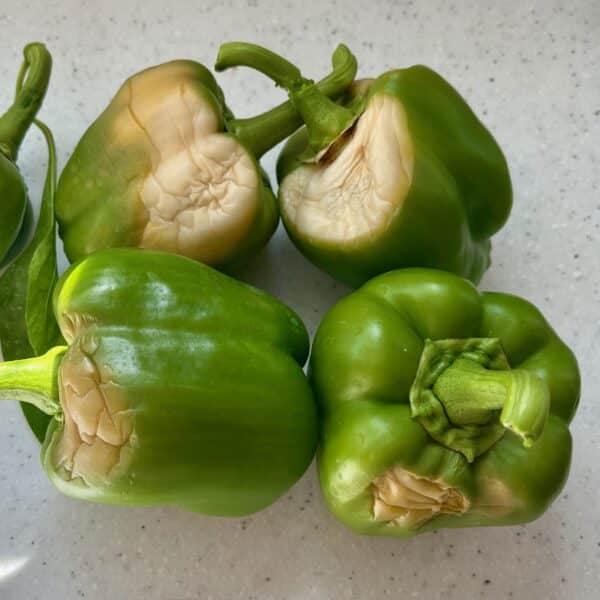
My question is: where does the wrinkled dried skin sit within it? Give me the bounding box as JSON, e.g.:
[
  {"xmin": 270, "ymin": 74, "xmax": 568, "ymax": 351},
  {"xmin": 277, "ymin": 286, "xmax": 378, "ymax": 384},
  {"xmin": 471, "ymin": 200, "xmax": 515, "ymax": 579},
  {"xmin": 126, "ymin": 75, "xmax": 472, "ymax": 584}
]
[
  {"xmin": 112, "ymin": 67, "xmax": 260, "ymax": 264},
  {"xmin": 53, "ymin": 340, "xmax": 134, "ymax": 487},
  {"xmin": 280, "ymin": 94, "xmax": 414, "ymax": 243},
  {"xmin": 60, "ymin": 312, "xmax": 98, "ymax": 344},
  {"xmin": 372, "ymin": 465, "xmax": 469, "ymax": 529}
]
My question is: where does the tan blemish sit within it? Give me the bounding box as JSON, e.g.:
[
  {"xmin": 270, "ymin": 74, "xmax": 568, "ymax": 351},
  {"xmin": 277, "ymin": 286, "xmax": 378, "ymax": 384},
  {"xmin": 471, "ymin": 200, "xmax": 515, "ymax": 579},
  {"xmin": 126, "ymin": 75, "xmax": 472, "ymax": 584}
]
[
  {"xmin": 54, "ymin": 340, "xmax": 134, "ymax": 486},
  {"xmin": 477, "ymin": 477, "xmax": 518, "ymax": 518},
  {"xmin": 372, "ymin": 465, "xmax": 469, "ymax": 528},
  {"xmin": 60, "ymin": 312, "xmax": 98, "ymax": 343},
  {"xmin": 111, "ymin": 63, "xmax": 259, "ymax": 265},
  {"xmin": 280, "ymin": 94, "xmax": 414, "ymax": 244}
]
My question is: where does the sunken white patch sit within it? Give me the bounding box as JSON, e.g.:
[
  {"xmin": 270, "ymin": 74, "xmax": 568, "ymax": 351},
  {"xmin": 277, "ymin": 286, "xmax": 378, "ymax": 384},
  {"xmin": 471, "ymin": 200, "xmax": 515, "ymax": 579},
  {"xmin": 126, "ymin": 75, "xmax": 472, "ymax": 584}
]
[
  {"xmin": 116, "ymin": 68, "xmax": 259, "ymax": 264},
  {"xmin": 372, "ymin": 465, "xmax": 468, "ymax": 528},
  {"xmin": 280, "ymin": 94, "xmax": 414, "ymax": 244},
  {"xmin": 54, "ymin": 340, "xmax": 134, "ymax": 486}
]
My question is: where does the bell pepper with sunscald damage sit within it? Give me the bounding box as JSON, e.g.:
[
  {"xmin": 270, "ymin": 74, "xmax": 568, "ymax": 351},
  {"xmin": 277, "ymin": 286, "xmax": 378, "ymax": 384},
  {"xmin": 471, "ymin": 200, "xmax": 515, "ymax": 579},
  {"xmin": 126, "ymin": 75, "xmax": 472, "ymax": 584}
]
[
  {"xmin": 216, "ymin": 42, "xmax": 512, "ymax": 286},
  {"xmin": 56, "ymin": 44, "xmax": 356, "ymax": 271},
  {"xmin": 310, "ymin": 269, "xmax": 579, "ymax": 536},
  {"xmin": 0, "ymin": 43, "xmax": 51, "ymax": 265},
  {"xmin": 0, "ymin": 248, "xmax": 318, "ymax": 516}
]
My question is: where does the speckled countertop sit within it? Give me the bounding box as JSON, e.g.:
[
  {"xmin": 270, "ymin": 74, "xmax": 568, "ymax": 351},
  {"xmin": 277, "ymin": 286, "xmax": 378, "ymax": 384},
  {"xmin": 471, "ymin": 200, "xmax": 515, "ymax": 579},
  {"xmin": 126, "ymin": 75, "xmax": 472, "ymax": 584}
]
[{"xmin": 0, "ymin": 1, "xmax": 598, "ymax": 598}]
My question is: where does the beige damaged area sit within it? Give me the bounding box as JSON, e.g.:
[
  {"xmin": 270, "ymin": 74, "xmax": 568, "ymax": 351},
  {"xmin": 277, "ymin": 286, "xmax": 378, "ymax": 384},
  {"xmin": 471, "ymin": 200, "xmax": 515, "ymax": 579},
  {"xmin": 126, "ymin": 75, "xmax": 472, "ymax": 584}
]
[
  {"xmin": 59, "ymin": 312, "xmax": 98, "ymax": 344},
  {"xmin": 113, "ymin": 63, "xmax": 260, "ymax": 264},
  {"xmin": 476, "ymin": 477, "xmax": 518, "ymax": 518},
  {"xmin": 280, "ymin": 94, "xmax": 414, "ymax": 244},
  {"xmin": 372, "ymin": 465, "xmax": 469, "ymax": 528},
  {"xmin": 53, "ymin": 340, "xmax": 134, "ymax": 486}
]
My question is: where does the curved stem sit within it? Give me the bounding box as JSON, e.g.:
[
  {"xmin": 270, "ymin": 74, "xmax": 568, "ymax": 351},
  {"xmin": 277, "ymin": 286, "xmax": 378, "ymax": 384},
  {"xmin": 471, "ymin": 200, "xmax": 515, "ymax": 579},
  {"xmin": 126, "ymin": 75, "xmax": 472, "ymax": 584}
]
[
  {"xmin": 215, "ymin": 43, "xmax": 358, "ymax": 158},
  {"xmin": 216, "ymin": 42, "xmax": 303, "ymax": 90},
  {"xmin": 0, "ymin": 43, "xmax": 52, "ymax": 162},
  {"xmin": 33, "ymin": 117, "xmax": 57, "ymax": 202},
  {"xmin": 0, "ymin": 346, "xmax": 66, "ymax": 416}
]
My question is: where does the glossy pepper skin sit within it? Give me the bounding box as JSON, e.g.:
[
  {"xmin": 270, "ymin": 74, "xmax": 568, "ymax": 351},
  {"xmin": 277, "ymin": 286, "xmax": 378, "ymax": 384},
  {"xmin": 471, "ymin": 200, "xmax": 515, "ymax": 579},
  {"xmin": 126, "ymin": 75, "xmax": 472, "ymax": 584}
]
[
  {"xmin": 56, "ymin": 44, "xmax": 356, "ymax": 271},
  {"xmin": 310, "ymin": 269, "xmax": 579, "ymax": 536},
  {"xmin": 0, "ymin": 43, "xmax": 51, "ymax": 265},
  {"xmin": 0, "ymin": 248, "xmax": 317, "ymax": 516},
  {"xmin": 257, "ymin": 63, "xmax": 511, "ymax": 286}
]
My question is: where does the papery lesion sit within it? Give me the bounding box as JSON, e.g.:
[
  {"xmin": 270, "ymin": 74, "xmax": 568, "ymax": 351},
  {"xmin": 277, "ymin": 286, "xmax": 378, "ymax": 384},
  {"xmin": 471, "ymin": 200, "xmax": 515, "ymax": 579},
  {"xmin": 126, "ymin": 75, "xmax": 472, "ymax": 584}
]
[
  {"xmin": 53, "ymin": 339, "xmax": 134, "ymax": 485},
  {"xmin": 120, "ymin": 70, "xmax": 260, "ymax": 263},
  {"xmin": 371, "ymin": 465, "xmax": 469, "ymax": 528},
  {"xmin": 280, "ymin": 94, "xmax": 414, "ymax": 243},
  {"xmin": 60, "ymin": 312, "xmax": 98, "ymax": 342}
]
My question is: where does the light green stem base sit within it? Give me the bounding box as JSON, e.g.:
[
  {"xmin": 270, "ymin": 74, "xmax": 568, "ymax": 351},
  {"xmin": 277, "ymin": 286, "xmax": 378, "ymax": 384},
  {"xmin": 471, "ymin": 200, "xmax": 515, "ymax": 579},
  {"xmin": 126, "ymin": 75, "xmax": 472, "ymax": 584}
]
[{"xmin": 0, "ymin": 346, "xmax": 66, "ymax": 416}]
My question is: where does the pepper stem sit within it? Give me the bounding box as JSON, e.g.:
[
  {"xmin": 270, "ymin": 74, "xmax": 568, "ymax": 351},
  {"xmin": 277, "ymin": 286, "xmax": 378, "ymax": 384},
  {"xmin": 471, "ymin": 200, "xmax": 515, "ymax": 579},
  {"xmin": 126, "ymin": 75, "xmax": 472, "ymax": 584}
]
[
  {"xmin": 215, "ymin": 42, "xmax": 358, "ymax": 158},
  {"xmin": 410, "ymin": 338, "xmax": 551, "ymax": 462},
  {"xmin": 216, "ymin": 42, "xmax": 303, "ymax": 89},
  {"xmin": 432, "ymin": 358, "xmax": 550, "ymax": 447},
  {"xmin": 0, "ymin": 43, "xmax": 52, "ymax": 162},
  {"xmin": 0, "ymin": 346, "xmax": 66, "ymax": 416}
]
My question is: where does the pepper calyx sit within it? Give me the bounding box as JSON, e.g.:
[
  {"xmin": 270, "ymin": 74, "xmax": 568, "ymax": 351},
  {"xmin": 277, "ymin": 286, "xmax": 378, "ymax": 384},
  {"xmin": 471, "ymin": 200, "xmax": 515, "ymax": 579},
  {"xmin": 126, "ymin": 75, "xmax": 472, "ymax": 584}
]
[
  {"xmin": 409, "ymin": 338, "xmax": 550, "ymax": 462},
  {"xmin": 289, "ymin": 85, "xmax": 366, "ymax": 161}
]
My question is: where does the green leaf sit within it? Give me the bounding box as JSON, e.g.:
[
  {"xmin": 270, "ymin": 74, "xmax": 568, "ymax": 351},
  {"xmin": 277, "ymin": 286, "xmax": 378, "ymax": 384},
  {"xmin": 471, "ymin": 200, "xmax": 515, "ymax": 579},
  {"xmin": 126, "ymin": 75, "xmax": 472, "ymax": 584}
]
[
  {"xmin": 0, "ymin": 239, "xmax": 35, "ymax": 361},
  {"xmin": 25, "ymin": 119, "xmax": 60, "ymax": 356}
]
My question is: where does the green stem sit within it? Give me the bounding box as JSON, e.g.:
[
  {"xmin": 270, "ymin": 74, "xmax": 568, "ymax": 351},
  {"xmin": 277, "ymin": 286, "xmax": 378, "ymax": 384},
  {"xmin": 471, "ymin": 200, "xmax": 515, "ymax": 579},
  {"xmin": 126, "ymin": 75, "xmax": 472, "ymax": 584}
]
[
  {"xmin": 216, "ymin": 42, "xmax": 303, "ymax": 89},
  {"xmin": 410, "ymin": 338, "xmax": 551, "ymax": 462},
  {"xmin": 290, "ymin": 83, "xmax": 360, "ymax": 156},
  {"xmin": 0, "ymin": 346, "xmax": 66, "ymax": 416},
  {"xmin": 0, "ymin": 43, "xmax": 52, "ymax": 162},
  {"xmin": 215, "ymin": 42, "xmax": 358, "ymax": 158},
  {"xmin": 433, "ymin": 358, "xmax": 550, "ymax": 447}
]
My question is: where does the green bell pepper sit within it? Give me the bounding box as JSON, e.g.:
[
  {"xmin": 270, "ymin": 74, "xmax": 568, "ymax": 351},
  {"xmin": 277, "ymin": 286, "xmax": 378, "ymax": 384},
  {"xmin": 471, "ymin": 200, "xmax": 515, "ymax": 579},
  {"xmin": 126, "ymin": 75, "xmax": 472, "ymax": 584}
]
[
  {"xmin": 56, "ymin": 44, "xmax": 356, "ymax": 270},
  {"xmin": 310, "ymin": 269, "xmax": 579, "ymax": 536},
  {"xmin": 0, "ymin": 43, "xmax": 51, "ymax": 265},
  {"xmin": 218, "ymin": 44, "xmax": 512, "ymax": 286},
  {"xmin": 0, "ymin": 248, "xmax": 317, "ymax": 516}
]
